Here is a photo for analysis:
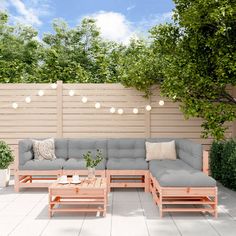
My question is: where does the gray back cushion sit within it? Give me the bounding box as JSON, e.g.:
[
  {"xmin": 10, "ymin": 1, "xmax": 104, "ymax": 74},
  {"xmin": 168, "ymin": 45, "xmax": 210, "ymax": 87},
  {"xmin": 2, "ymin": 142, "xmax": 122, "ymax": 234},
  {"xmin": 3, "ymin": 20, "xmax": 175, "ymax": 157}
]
[
  {"xmin": 146, "ymin": 138, "xmax": 203, "ymax": 170},
  {"xmin": 18, "ymin": 139, "xmax": 34, "ymax": 166},
  {"xmin": 68, "ymin": 139, "xmax": 107, "ymax": 159},
  {"xmin": 54, "ymin": 139, "xmax": 68, "ymax": 160},
  {"xmin": 107, "ymin": 138, "xmax": 145, "ymax": 159}
]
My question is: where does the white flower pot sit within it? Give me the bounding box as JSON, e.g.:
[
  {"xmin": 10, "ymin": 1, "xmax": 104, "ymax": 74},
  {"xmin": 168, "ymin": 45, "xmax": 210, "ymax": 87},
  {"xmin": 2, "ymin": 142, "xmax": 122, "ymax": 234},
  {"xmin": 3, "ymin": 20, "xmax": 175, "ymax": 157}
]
[{"xmin": 0, "ymin": 168, "xmax": 10, "ymax": 187}]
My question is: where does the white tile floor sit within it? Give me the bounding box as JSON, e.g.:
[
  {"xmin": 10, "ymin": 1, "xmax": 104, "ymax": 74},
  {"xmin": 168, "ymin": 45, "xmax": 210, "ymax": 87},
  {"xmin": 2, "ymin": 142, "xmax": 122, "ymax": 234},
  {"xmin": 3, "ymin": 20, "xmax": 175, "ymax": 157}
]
[{"xmin": 0, "ymin": 180, "xmax": 236, "ymax": 236}]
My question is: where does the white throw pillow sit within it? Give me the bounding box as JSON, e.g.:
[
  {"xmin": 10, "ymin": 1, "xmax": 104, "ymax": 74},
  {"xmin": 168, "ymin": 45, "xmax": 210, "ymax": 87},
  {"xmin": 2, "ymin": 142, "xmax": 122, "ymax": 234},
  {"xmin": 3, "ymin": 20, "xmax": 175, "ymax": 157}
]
[
  {"xmin": 145, "ymin": 141, "xmax": 177, "ymax": 161},
  {"xmin": 32, "ymin": 138, "xmax": 57, "ymax": 160}
]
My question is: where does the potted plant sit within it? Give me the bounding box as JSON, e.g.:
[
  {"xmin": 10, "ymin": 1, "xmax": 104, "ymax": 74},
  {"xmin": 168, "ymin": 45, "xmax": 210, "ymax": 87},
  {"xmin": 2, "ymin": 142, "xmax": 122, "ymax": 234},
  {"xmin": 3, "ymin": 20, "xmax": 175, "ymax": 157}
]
[
  {"xmin": 83, "ymin": 149, "xmax": 103, "ymax": 179},
  {"xmin": 0, "ymin": 141, "xmax": 14, "ymax": 187}
]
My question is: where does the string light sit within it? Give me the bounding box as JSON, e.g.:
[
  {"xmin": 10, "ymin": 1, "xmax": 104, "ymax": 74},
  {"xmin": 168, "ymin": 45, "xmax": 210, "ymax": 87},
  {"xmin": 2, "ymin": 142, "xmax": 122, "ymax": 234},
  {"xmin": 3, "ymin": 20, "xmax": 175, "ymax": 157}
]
[
  {"xmin": 133, "ymin": 108, "xmax": 139, "ymax": 114},
  {"xmin": 118, "ymin": 108, "xmax": 124, "ymax": 115},
  {"xmin": 38, "ymin": 90, "xmax": 44, "ymax": 96},
  {"xmin": 81, "ymin": 96, "xmax": 88, "ymax": 103},
  {"xmin": 145, "ymin": 105, "xmax": 152, "ymax": 111},
  {"xmin": 12, "ymin": 102, "xmax": 18, "ymax": 109},
  {"xmin": 95, "ymin": 102, "xmax": 101, "ymax": 109},
  {"xmin": 25, "ymin": 96, "xmax": 31, "ymax": 103},
  {"xmin": 69, "ymin": 90, "xmax": 75, "ymax": 96},
  {"xmin": 110, "ymin": 107, "xmax": 116, "ymax": 113},
  {"xmin": 159, "ymin": 100, "xmax": 165, "ymax": 106},
  {"xmin": 51, "ymin": 83, "xmax": 57, "ymax": 89}
]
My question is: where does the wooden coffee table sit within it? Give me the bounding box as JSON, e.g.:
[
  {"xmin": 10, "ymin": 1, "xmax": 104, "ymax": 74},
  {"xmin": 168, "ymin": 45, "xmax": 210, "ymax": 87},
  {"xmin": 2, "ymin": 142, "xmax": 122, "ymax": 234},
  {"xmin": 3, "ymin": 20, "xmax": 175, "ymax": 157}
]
[{"xmin": 48, "ymin": 177, "xmax": 107, "ymax": 217}]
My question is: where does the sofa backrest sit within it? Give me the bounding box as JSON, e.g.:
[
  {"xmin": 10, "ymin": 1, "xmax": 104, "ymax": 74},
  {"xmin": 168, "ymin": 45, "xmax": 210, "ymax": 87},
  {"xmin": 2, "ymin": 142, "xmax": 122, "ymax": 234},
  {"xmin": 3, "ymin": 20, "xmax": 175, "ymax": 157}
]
[
  {"xmin": 18, "ymin": 138, "xmax": 68, "ymax": 166},
  {"xmin": 107, "ymin": 138, "xmax": 145, "ymax": 159},
  {"xmin": 68, "ymin": 139, "xmax": 107, "ymax": 159},
  {"xmin": 146, "ymin": 138, "xmax": 202, "ymax": 170}
]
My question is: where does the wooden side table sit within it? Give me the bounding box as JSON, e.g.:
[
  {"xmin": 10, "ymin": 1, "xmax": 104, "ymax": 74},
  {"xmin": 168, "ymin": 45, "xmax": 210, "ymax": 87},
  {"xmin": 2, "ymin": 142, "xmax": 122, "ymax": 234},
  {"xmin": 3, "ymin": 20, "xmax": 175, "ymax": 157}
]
[{"xmin": 48, "ymin": 177, "xmax": 107, "ymax": 217}]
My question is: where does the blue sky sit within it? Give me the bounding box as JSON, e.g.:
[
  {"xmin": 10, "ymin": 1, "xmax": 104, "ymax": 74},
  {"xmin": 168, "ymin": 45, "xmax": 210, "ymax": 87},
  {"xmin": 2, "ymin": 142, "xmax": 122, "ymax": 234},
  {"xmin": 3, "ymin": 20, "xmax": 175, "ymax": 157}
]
[{"xmin": 0, "ymin": 0, "xmax": 175, "ymax": 43}]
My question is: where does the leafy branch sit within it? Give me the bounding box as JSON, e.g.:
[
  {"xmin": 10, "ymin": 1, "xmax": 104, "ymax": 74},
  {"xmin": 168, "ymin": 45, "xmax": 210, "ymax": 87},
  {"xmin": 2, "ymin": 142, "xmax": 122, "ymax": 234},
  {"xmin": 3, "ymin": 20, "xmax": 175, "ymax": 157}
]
[{"xmin": 83, "ymin": 149, "xmax": 103, "ymax": 168}]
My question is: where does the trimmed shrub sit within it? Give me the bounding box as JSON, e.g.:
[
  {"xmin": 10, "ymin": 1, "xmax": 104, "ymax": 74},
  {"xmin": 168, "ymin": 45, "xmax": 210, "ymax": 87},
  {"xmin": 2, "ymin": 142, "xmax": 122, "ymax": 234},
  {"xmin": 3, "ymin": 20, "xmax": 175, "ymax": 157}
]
[{"xmin": 210, "ymin": 139, "xmax": 236, "ymax": 190}]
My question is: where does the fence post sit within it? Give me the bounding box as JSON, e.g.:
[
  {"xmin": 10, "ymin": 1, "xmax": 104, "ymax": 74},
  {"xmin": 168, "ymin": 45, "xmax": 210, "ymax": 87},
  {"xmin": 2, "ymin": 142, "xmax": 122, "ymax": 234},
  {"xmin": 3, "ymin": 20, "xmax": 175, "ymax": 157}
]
[
  {"xmin": 56, "ymin": 80, "xmax": 63, "ymax": 138},
  {"xmin": 145, "ymin": 96, "xmax": 151, "ymax": 138}
]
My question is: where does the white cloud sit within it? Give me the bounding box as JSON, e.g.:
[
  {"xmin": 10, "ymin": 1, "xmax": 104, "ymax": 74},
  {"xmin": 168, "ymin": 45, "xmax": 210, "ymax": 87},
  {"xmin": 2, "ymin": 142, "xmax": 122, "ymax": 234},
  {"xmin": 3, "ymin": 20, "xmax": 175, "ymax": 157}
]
[
  {"xmin": 85, "ymin": 11, "xmax": 137, "ymax": 45},
  {"xmin": 3, "ymin": 0, "xmax": 52, "ymax": 27},
  {"xmin": 139, "ymin": 11, "xmax": 173, "ymax": 29},
  {"xmin": 127, "ymin": 5, "xmax": 135, "ymax": 11},
  {"xmin": 10, "ymin": 0, "xmax": 42, "ymax": 25}
]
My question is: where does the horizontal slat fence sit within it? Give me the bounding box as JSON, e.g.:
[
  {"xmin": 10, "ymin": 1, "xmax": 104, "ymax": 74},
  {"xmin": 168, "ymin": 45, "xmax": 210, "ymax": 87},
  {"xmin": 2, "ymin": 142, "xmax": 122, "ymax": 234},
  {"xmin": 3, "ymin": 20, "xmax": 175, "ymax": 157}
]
[{"xmin": 0, "ymin": 82, "xmax": 235, "ymax": 172}]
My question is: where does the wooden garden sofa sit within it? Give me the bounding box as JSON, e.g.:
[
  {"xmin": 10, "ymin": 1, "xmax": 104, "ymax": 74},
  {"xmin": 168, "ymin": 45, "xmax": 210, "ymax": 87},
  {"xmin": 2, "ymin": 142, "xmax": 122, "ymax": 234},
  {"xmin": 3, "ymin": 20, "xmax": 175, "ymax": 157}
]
[{"xmin": 148, "ymin": 138, "xmax": 217, "ymax": 217}]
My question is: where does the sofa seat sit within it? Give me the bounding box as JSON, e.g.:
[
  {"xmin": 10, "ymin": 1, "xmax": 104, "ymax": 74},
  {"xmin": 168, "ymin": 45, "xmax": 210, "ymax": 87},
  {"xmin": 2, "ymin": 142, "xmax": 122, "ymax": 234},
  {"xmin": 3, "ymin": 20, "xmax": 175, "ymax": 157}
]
[
  {"xmin": 63, "ymin": 158, "xmax": 106, "ymax": 170},
  {"xmin": 19, "ymin": 159, "xmax": 65, "ymax": 170},
  {"xmin": 106, "ymin": 158, "xmax": 148, "ymax": 170},
  {"xmin": 149, "ymin": 159, "xmax": 216, "ymax": 187}
]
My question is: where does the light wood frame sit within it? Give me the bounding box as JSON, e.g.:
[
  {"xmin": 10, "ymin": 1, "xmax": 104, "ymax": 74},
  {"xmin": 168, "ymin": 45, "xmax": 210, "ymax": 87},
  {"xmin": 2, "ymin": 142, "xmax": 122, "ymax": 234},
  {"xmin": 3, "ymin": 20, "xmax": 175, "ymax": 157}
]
[
  {"xmin": 106, "ymin": 170, "xmax": 149, "ymax": 193},
  {"xmin": 14, "ymin": 169, "xmax": 105, "ymax": 192}
]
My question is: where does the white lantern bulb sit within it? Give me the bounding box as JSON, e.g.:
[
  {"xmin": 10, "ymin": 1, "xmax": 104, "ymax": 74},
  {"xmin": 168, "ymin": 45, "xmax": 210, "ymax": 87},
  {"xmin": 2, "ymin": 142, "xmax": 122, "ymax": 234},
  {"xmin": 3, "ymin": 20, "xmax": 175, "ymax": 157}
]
[
  {"xmin": 118, "ymin": 108, "xmax": 124, "ymax": 115},
  {"xmin": 38, "ymin": 90, "xmax": 44, "ymax": 96},
  {"xmin": 25, "ymin": 96, "xmax": 31, "ymax": 103},
  {"xmin": 12, "ymin": 102, "xmax": 18, "ymax": 109},
  {"xmin": 51, "ymin": 83, "xmax": 57, "ymax": 89},
  {"xmin": 69, "ymin": 90, "xmax": 75, "ymax": 96},
  {"xmin": 81, "ymin": 96, "xmax": 88, "ymax": 103},
  {"xmin": 159, "ymin": 100, "xmax": 165, "ymax": 106},
  {"xmin": 145, "ymin": 105, "xmax": 152, "ymax": 111},
  {"xmin": 95, "ymin": 102, "xmax": 101, "ymax": 109},
  {"xmin": 110, "ymin": 107, "xmax": 116, "ymax": 113},
  {"xmin": 133, "ymin": 108, "xmax": 139, "ymax": 114}
]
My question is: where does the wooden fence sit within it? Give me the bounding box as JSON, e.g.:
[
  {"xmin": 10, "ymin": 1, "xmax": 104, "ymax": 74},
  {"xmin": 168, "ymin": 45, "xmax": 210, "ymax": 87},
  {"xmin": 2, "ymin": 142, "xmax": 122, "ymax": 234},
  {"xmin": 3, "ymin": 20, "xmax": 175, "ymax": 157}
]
[{"xmin": 0, "ymin": 82, "xmax": 235, "ymax": 171}]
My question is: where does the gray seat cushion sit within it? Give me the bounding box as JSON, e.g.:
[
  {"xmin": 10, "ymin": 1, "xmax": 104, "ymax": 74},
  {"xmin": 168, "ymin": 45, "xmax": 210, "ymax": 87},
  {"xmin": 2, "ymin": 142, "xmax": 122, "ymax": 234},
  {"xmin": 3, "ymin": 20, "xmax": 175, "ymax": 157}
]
[
  {"xmin": 19, "ymin": 159, "xmax": 65, "ymax": 170},
  {"xmin": 106, "ymin": 158, "xmax": 148, "ymax": 170},
  {"xmin": 63, "ymin": 158, "xmax": 106, "ymax": 170},
  {"xmin": 107, "ymin": 138, "xmax": 145, "ymax": 159},
  {"xmin": 55, "ymin": 139, "xmax": 68, "ymax": 159},
  {"xmin": 149, "ymin": 159, "xmax": 216, "ymax": 187},
  {"xmin": 68, "ymin": 139, "xmax": 107, "ymax": 159}
]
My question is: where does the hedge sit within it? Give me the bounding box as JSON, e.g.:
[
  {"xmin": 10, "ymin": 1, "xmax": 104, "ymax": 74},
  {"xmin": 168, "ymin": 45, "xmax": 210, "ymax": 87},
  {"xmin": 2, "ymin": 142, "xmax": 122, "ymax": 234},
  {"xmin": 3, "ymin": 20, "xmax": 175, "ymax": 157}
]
[{"xmin": 210, "ymin": 139, "xmax": 236, "ymax": 190}]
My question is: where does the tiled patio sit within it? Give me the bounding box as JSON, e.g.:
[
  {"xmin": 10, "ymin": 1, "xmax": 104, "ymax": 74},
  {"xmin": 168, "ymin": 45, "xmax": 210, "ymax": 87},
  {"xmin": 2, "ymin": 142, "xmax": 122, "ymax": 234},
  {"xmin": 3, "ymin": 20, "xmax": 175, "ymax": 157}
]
[{"xmin": 0, "ymin": 180, "xmax": 236, "ymax": 236}]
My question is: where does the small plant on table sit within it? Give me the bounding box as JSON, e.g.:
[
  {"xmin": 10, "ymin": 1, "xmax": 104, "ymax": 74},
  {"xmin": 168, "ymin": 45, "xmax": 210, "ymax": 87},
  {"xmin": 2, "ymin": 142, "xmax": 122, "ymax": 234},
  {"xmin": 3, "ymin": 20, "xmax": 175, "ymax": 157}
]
[{"xmin": 83, "ymin": 149, "xmax": 103, "ymax": 179}]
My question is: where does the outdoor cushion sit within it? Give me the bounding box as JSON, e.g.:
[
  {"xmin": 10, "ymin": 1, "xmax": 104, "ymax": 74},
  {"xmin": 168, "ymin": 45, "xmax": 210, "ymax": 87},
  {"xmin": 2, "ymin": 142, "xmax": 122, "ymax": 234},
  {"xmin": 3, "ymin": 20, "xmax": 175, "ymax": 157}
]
[
  {"xmin": 63, "ymin": 158, "xmax": 106, "ymax": 170},
  {"xmin": 19, "ymin": 139, "xmax": 34, "ymax": 166},
  {"xmin": 54, "ymin": 139, "xmax": 68, "ymax": 159},
  {"xmin": 68, "ymin": 139, "xmax": 107, "ymax": 159},
  {"xmin": 149, "ymin": 159, "xmax": 216, "ymax": 187},
  {"xmin": 145, "ymin": 141, "xmax": 177, "ymax": 161},
  {"xmin": 106, "ymin": 158, "xmax": 148, "ymax": 170},
  {"xmin": 19, "ymin": 159, "xmax": 65, "ymax": 170},
  {"xmin": 32, "ymin": 138, "xmax": 56, "ymax": 160},
  {"xmin": 146, "ymin": 138, "xmax": 203, "ymax": 170},
  {"xmin": 107, "ymin": 138, "xmax": 145, "ymax": 159}
]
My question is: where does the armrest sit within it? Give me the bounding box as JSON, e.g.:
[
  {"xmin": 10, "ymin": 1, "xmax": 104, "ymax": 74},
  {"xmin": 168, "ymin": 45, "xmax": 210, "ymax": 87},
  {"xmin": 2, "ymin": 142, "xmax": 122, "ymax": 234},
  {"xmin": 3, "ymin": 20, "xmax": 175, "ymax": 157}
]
[{"xmin": 203, "ymin": 150, "xmax": 209, "ymax": 175}]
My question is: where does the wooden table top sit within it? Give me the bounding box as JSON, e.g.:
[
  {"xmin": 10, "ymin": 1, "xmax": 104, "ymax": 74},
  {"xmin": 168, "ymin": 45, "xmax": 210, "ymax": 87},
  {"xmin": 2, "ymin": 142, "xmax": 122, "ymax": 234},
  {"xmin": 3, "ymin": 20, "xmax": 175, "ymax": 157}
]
[{"xmin": 49, "ymin": 177, "xmax": 107, "ymax": 190}]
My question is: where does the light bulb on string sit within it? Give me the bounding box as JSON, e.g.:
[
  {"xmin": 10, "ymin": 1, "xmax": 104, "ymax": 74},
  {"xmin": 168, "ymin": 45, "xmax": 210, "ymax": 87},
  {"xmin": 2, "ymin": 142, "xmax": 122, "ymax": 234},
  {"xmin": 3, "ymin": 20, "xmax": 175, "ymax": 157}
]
[
  {"xmin": 118, "ymin": 108, "xmax": 124, "ymax": 115},
  {"xmin": 159, "ymin": 100, "xmax": 165, "ymax": 106},
  {"xmin": 95, "ymin": 102, "xmax": 101, "ymax": 109},
  {"xmin": 38, "ymin": 90, "xmax": 44, "ymax": 96},
  {"xmin": 145, "ymin": 105, "xmax": 152, "ymax": 111},
  {"xmin": 69, "ymin": 90, "xmax": 75, "ymax": 96},
  {"xmin": 81, "ymin": 96, "xmax": 88, "ymax": 103},
  {"xmin": 110, "ymin": 107, "xmax": 116, "ymax": 113},
  {"xmin": 25, "ymin": 96, "xmax": 31, "ymax": 103},
  {"xmin": 12, "ymin": 102, "xmax": 18, "ymax": 109},
  {"xmin": 133, "ymin": 108, "xmax": 139, "ymax": 114}
]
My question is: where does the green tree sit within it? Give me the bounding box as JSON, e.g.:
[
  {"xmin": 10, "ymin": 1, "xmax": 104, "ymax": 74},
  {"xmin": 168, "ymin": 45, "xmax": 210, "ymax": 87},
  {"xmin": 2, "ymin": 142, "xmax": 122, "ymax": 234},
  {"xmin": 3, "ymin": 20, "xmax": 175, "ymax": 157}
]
[
  {"xmin": 0, "ymin": 12, "xmax": 41, "ymax": 83},
  {"xmin": 125, "ymin": 0, "xmax": 236, "ymax": 140}
]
